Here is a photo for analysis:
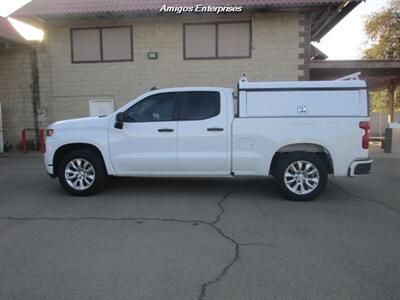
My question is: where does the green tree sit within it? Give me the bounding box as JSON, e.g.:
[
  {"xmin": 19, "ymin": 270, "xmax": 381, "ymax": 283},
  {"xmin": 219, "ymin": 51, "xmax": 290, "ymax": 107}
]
[
  {"xmin": 363, "ymin": 0, "xmax": 400, "ymax": 112},
  {"xmin": 363, "ymin": 0, "xmax": 400, "ymax": 59},
  {"xmin": 369, "ymin": 90, "xmax": 400, "ymax": 112}
]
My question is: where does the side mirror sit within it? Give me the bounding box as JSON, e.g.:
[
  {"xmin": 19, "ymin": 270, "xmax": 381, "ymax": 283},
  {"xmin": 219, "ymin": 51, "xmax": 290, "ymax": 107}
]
[{"xmin": 115, "ymin": 112, "xmax": 124, "ymax": 129}]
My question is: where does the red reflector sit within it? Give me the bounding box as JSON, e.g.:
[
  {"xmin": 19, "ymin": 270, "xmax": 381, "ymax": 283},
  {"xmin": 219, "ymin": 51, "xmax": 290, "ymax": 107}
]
[
  {"xmin": 359, "ymin": 121, "xmax": 370, "ymax": 149},
  {"xmin": 359, "ymin": 121, "xmax": 370, "ymax": 131}
]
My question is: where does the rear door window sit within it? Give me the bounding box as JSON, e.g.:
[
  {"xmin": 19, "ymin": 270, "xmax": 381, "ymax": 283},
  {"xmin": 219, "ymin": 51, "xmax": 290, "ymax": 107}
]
[{"xmin": 180, "ymin": 92, "xmax": 220, "ymax": 121}]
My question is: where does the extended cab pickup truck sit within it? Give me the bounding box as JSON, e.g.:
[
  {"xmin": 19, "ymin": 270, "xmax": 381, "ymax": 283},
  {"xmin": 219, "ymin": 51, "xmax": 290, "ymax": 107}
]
[{"xmin": 44, "ymin": 77, "xmax": 372, "ymax": 201}]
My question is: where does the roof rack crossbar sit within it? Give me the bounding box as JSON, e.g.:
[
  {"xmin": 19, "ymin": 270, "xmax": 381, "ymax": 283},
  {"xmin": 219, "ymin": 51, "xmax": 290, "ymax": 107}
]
[{"xmin": 335, "ymin": 72, "xmax": 361, "ymax": 81}]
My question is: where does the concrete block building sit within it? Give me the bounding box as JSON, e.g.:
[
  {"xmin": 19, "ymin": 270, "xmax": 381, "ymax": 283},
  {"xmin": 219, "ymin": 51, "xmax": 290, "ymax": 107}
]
[
  {"xmin": 1, "ymin": 0, "xmax": 362, "ymax": 147},
  {"xmin": 0, "ymin": 17, "xmax": 35, "ymax": 150}
]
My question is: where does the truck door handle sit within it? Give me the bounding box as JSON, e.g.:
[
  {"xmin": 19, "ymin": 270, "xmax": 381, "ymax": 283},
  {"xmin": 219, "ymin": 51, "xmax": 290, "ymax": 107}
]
[
  {"xmin": 158, "ymin": 128, "xmax": 174, "ymax": 132},
  {"xmin": 207, "ymin": 127, "xmax": 224, "ymax": 132}
]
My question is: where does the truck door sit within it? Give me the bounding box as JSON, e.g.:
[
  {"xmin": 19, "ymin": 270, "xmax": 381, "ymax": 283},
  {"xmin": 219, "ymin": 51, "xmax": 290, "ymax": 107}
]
[
  {"xmin": 177, "ymin": 91, "xmax": 230, "ymax": 174},
  {"xmin": 109, "ymin": 92, "xmax": 180, "ymax": 174}
]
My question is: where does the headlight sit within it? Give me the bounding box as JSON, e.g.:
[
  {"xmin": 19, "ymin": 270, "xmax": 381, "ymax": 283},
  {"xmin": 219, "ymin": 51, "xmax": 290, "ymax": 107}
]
[{"xmin": 46, "ymin": 129, "xmax": 54, "ymax": 137}]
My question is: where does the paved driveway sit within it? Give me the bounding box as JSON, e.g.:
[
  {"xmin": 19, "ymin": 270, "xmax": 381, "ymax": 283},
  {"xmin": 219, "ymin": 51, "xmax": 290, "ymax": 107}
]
[{"xmin": 0, "ymin": 145, "xmax": 399, "ymax": 300}]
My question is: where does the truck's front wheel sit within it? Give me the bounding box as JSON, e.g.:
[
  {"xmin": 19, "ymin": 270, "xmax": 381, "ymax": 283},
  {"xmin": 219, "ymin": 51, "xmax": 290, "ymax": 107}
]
[
  {"xmin": 58, "ymin": 149, "xmax": 107, "ymax": 196},
  {"xmin": 275, "ymin": 152, "xmax": 327, "ymax": 201}
]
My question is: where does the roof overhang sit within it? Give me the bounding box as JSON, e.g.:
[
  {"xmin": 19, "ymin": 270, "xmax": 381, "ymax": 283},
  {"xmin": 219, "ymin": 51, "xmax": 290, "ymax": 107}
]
[
  {"xmin": 12, "ymin": 0, "xmax": 362, "ymax": 41},
  {"xmin": 0, "ymin": 37, "xmax": 23, "ymax": 46},
  {"xmin": 310, "ymin": 0, "xmax": 361, "ymax": 41},
  {"xmin": 310, "ymin": 44, "xmax": 328, "ymax": 60},
  {"xmin": 0, "ymin": 17, "xmax": 27, "ymax": 46},
  {"xmin": 310, "ymin": 60, "xmax": 400, "ymax": 90}
]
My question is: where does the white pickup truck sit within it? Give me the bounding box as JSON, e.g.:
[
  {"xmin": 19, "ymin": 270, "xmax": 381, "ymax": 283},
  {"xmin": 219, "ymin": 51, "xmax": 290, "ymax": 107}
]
[{"xmin": 44, "ymin": 77, "xmax": 372, "ymax": 201}]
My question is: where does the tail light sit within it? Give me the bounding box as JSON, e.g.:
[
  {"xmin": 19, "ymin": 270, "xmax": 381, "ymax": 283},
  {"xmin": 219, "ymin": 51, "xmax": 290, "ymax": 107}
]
[{"xmin": 359, "ymin": 121, "xmax": 370, "ymax": 149}]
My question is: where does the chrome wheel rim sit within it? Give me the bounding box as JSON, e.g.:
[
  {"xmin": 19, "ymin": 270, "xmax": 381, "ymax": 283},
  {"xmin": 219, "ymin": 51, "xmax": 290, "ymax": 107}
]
[
  {"xmin": 284, "ymin": 160, "xmax": 320, "ymax": 195},
  {"xmin": 65, "ymin": 158, "xmax": 95, "ymax": 191}
]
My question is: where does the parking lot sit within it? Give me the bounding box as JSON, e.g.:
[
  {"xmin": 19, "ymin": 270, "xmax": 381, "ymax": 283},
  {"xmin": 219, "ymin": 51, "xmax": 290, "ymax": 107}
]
[{"xmin": 0, "ymin": 145, "xmax": 399, "ymax": 300}]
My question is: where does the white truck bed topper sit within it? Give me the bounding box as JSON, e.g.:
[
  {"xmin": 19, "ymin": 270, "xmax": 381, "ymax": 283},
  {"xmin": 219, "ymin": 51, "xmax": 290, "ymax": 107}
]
[
  {"xmin": 238, "ymin": 79, "xmax": 367, "ymax": 91},
  {"xmin": 238, "ymin": 79, "xmax": 368, "ymax": 118}
]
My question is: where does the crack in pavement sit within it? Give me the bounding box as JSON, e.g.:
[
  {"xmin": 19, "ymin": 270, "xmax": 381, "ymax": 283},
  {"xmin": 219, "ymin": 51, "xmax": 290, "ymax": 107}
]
[
  {"xmin": 198, "ymin": 234, "xmax": 239, "ymax": 300},
  {"xmin": 239, "ymin": 242, "xmax": 274, "ymax": 247},
  {"xmin": 0, "ymin": 216, "xmax": 205, "ymax": 223},
  {"xmin": 0, "ymin": 200, "xmax": 67, "ymax": 235},
  {"xmin": 199, "ymin": 186, "xmax": 240, "ymax": 300},
  {"xmin": 211, "ymin": 188, "xmax": 239, "ymax": 225},
  {"xmin": 330, "ymin": 181, "xmax": 400, "ymax": 215},
  {"xmin": 0, "ymin": 186, "xmax": 241, "ymax": 300}
]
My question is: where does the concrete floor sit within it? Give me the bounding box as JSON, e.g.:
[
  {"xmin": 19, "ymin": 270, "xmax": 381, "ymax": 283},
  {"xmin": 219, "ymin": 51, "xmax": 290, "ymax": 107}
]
[{"xmin": 0, "ymin": 145, "xmax": 399, "ymax": 300}]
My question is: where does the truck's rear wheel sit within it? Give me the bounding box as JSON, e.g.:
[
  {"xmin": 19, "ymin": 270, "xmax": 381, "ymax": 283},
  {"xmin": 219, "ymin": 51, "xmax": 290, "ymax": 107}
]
[
  {"xmin": 58, "ymin": 149, "xmax": 107, "ymax": 196},
  {"xmin": 275, "ymin": 152, "xmax": 327, "ymax": 201}
]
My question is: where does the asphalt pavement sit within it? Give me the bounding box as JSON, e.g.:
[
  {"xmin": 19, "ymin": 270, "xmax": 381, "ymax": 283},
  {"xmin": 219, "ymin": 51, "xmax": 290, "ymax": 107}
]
[{"xmin": 0, "ymin": 145, "xmax": 399, "ymax": 300}]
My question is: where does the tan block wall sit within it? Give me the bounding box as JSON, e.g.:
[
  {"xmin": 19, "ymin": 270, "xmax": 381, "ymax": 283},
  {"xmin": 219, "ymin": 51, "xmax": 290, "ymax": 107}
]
[
  {"xmin": 35, "ymin": 12, "xmax": 305, "ymax": 125},
  {"xmin": 0, "ymin": 45, "xmax": 34, "ymax": 147}
]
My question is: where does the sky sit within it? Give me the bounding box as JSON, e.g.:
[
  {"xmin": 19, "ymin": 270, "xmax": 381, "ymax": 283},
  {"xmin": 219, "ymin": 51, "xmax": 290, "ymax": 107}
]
[
  {"xmin": 0, "ymin": 0, "xmax": 43, "ymax": 41},
  {"xmin": 316, "ymin": 0, "xmax": 390, "ymax": 59},
  {"xmin": 0, "ymin": 0, "xmax": 31, "ymax": 18},
  {"xmin": 0, "ymin": 0, "xmax": 392, "ymax": 50}
]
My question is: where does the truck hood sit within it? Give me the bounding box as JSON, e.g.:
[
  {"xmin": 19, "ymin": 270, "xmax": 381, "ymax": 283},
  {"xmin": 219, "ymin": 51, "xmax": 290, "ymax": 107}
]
[{"xmin": 49, "ymin": 116, "xmax": 111, "ymax": 130}]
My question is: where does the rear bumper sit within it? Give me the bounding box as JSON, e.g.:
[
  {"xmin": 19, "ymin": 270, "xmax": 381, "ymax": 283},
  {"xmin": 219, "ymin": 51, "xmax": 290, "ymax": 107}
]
[{"xmin": 348, "ymin": 158, "xmax": 373, "ymax": 177}]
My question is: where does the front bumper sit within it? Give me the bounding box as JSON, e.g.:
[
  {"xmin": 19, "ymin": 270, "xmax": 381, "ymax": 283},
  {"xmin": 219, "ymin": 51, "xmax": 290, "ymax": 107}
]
[
  {"xmin": 44, "ymin": 150, "xmax": 56, "ymax": 178},
  {"xmin": 45, "ymin": 162, "xmax": 56, "ymax": 178},
  {"xmin": 348, "ymin": 158, "xmax": 373, "ymax": 177},
  {"xmin": 44, "ymin": 137, "xmax": 57, "ymax": 178}
]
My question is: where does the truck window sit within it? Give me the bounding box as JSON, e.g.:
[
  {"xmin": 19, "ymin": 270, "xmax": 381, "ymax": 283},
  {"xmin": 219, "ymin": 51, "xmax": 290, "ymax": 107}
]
[
  {"xmin": 180, "ymin": 92, "xmax": 220, "ymax": 121},
  {"xmin": 124, "ymin": 93, "xmax": 179, "ymax": 122}
]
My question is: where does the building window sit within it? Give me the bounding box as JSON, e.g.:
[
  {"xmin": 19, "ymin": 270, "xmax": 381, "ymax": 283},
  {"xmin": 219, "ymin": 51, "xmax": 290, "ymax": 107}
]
[
  {"xmin": 71, "ymin": 29, "xmax": 101, "ymax": 62},
  {"xmin": 71, "ymin": 26, "xmax": 133, "ymax": 63},
  {"xmin": 183, "ymin": 21, "xmax": 251, "ymax": 59},
  {"xmin": 218, "ymin": 23, "xmax": 251, "ymax": 58},
  {"xmin": 184, "ymin": 24, "xmax": 216, "ymax": 59}
]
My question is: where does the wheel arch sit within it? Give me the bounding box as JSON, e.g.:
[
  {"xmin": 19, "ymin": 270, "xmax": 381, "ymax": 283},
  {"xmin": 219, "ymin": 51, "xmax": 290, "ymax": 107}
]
[
  {"xmin": 269, "ymin": 143, "xmax": 334, "ymax": 175},
  {"xmin": 53, "ymin": 143, "xmax": 108, "ymax": 177}
]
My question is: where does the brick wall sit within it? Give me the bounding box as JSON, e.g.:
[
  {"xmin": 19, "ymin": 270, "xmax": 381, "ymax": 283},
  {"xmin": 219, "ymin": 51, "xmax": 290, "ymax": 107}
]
[
  {"xmin": 0, "ymin": 12, "xmax": 306, "ymax": 146},
  {"xmin": 0, "ymin": 44, "xmax": 34, "ymax": 147},
  {"xmin": 37, "ymin": 12, "xmax": 305, "ymax": 125}
]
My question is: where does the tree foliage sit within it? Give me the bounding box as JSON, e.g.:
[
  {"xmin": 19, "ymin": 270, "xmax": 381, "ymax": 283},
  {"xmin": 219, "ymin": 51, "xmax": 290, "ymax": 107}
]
[
  {"xmin": 370, "ymin": 90, "xmax": 400, "ymax": 112},
  {"xmin": 363, "ymin": 0, "xmax": 400, "ymax": 112},
  {"xmin": 363, "ymin": 0, "xmax": 400, "ymax": 59}
]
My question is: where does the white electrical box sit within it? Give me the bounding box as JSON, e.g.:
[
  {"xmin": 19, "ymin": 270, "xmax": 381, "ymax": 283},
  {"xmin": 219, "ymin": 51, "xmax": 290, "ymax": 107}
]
[{"xmin": 89, "ymin": 99, "xmax": 114, "ymax": 117}]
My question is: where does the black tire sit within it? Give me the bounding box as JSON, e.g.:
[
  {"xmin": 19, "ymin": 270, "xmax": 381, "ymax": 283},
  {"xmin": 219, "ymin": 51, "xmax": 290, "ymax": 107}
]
[
  {"xmin": 57, "ymin": 149, "xmax": 107, "ymax": 196},
  {"xmin": 274, "ymin": 152, "xmax": 327, "ymax": 201}
]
